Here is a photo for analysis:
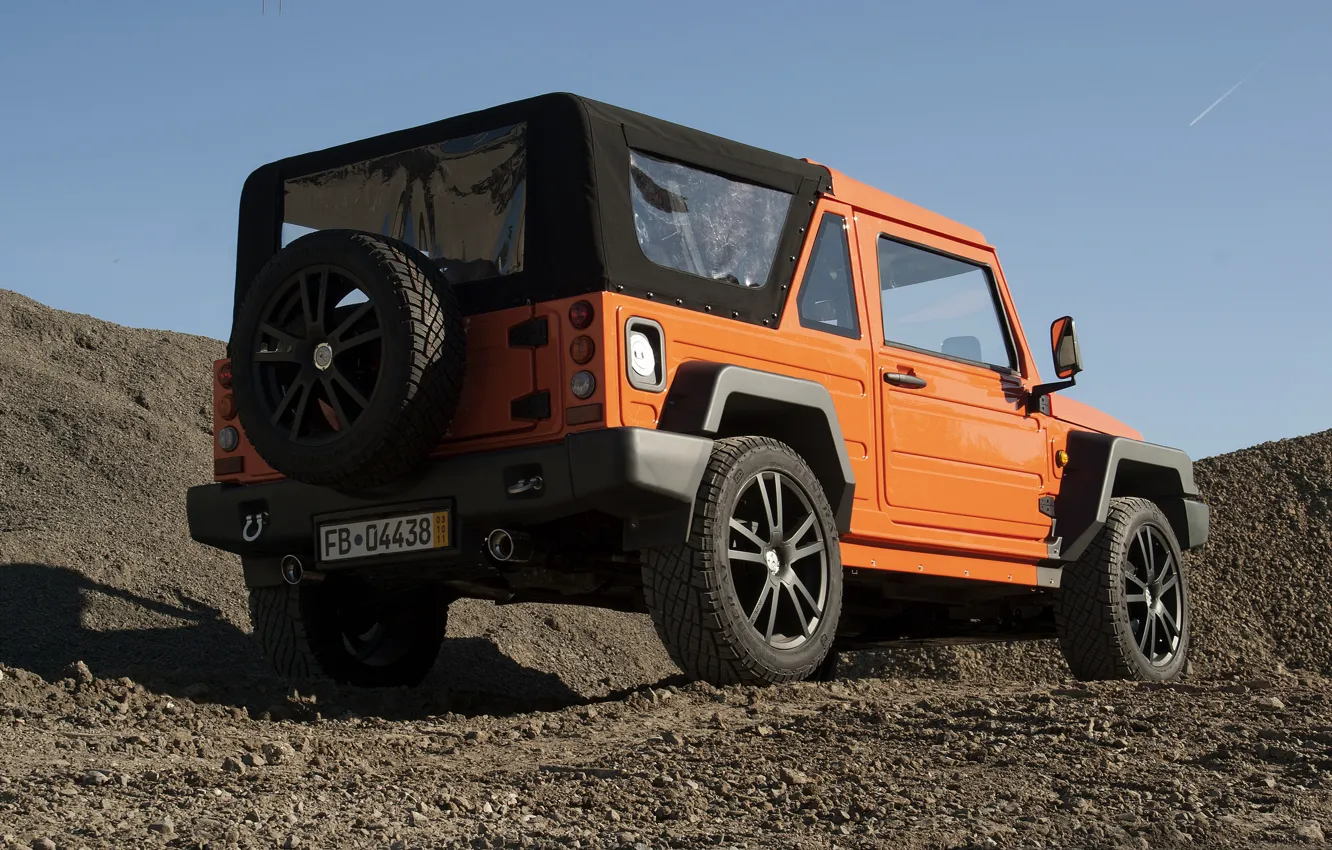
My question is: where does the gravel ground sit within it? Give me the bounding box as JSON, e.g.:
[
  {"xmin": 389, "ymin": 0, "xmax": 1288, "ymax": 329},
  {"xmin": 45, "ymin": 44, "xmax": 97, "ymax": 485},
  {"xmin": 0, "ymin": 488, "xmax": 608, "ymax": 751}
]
[
  {"xmin": 4, "ymin": 664, "xmax": 1332, "ymax": 850},
  {"xmin": 2, "ymin": 288, "xmax": 1331, "ymax": 848}
]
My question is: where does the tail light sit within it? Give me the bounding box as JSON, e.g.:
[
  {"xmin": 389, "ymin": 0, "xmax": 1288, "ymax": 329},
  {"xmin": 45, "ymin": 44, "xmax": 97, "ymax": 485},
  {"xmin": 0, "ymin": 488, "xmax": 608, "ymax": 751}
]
[
  {"xmin": 568, "ymin": 300, "xmax": 594, "ymax": 330},
  {"xmin": 216, "ymin": 361, "xmax": 233, "ymax": 389},
  {"xmin": 570, "ymin": 371, "xmax": 597, "ymax": 399},
  {"xmin": 218, "ymin": 426, "xmax": 240, "ymax": 452},
  {"xmin": 570, "ymin": 335, "xmax": 595, "ymax": 364}
]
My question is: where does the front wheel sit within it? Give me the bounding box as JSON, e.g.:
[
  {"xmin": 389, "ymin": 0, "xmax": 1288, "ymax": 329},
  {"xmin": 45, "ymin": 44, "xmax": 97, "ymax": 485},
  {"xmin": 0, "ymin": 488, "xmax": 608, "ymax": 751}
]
[
  {"xmin": 1055, "ymin": 497, "xmax": 1191, "ymax": 682},
  {"xmin": 247, "ymin": 575, "xmax": 448, "ymax": 688},
  {"xmin": 643, "ymin": 436, "xmax": 843, "ymax": 686}
]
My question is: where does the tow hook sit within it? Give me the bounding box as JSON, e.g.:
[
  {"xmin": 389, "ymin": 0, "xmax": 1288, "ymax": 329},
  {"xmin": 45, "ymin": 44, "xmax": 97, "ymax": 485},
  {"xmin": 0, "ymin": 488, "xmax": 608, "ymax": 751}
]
[
  {"xmin": 486, "ymin": 529, "xmax": 534, "ymax": 563},
  {"xmin": 507, "ymin": 475, "xmax": 544, "ymax": 495},
  {"xmin": 280, "ymin": 555, "xmax": 304, "ymax": 585},
  {"xmin": 242, "ymin": 512, "xmax": 268, "ymax": 542}
]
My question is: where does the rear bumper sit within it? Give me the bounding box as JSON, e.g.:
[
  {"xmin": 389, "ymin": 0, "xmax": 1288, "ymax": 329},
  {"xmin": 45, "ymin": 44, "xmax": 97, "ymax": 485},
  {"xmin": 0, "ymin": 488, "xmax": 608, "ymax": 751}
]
[{"xmin": 187, "ymin": 427, "xmax": 714, "ymax": 561}]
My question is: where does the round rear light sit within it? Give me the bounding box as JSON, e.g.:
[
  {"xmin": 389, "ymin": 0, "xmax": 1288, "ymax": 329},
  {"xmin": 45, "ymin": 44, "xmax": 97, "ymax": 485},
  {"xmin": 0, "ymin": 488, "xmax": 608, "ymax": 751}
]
[
  {"xmin": 570, "ymin": 371, "xmax": 597, "ymax": 399},
  {"xmin": 218, "ymin": 426, "xmax": 240, "ymax": 453},
  {"xmin": 568, "ymin": 300, "xmax": 594, "ymax": 330},
  {"xmin": 219, "ymin": 393, "xmax": 237, "ymax": 420},
  {"xmin": 570, "ymin": 335, "xmax": 595, "ymax": 364},
  {"xmin": 217, "ymin": 362, "xmax": 233, "ymax": 389}
]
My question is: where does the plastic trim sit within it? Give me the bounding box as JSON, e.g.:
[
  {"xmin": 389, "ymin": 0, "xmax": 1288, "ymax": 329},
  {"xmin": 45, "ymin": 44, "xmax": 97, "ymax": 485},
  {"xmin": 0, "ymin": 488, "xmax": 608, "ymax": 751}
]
[
  {"xmin": 657, "ymin": 361, "xmax": 856, "ymax": 532},
  {"xmin": 1054, "ymin": 432, "xmax": 1208, "ymax": 561},
  {"xmin": 187, "ymin": 427, "xmax": 716, "ymax": 559},
  {"xmin": 623, "ymin": 317, "xmax": 667, "ymax": 393}
]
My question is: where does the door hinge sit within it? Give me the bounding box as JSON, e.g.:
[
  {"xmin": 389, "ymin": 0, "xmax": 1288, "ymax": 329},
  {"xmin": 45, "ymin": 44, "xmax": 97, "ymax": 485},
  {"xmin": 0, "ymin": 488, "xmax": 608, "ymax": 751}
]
[
  {"xmin": 507, "ymin": 316, "xmax": 549, "ymax": 348},
  {"xmin": 510, "ymin": 390, "xmax": 552, "ymax": 421}
]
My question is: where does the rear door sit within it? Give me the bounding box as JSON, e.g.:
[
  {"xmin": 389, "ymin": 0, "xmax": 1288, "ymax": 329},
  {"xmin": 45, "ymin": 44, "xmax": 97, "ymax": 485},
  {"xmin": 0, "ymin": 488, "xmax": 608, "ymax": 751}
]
[
  {"xmin": 856, "ymin": 214, "xmax": 1050, "ymax": 554},
  {"xmin": 439, "ymin": 305, "xmax": 542, "ymax": 444}
]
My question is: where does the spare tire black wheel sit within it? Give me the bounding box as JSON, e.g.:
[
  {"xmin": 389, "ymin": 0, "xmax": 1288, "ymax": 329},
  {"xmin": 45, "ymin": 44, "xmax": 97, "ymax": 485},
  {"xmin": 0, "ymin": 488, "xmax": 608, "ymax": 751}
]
[{"xmin": 230, "ymin": 229, "xmax": 465, "ymax": 490}]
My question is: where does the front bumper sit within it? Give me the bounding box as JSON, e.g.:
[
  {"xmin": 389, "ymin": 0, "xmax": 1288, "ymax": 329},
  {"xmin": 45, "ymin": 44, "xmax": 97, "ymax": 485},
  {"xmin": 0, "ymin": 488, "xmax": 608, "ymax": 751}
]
[{"xmin": 187, "ymin": 427, "xmax": 714, "ymax": 561}]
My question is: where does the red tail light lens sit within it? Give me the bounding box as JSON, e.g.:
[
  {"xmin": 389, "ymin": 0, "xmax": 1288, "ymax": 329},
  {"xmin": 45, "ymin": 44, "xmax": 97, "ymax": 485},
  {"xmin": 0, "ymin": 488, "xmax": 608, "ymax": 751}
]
[
  {"xmin": 570, "ymin": 335, "xmax": 595, "ymax": 364},
  {"xmin": 217, "ymin": 362, "xmax": 233, "ymax": 389},
  {"xmin": 568, "ymin": 300, "xmax": 594, "ymax": 330}
]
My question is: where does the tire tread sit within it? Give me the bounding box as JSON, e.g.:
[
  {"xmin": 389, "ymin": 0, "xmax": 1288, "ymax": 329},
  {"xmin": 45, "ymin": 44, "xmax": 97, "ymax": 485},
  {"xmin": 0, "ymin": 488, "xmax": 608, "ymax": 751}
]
[
  {"xmin": 642, "ymin": 436, "xmax": 840, "ymax": 687},
  {"xmin": 1055, "ymin": 496, "xmax": 1189, "ymax": 681}
]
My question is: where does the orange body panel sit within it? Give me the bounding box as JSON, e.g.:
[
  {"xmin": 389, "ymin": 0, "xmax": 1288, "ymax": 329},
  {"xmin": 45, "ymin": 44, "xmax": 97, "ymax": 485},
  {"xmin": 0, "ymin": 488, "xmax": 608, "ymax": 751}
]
[{"xmin": 212, "ymin": 173, "xmax": 1134, "ymax": 590}]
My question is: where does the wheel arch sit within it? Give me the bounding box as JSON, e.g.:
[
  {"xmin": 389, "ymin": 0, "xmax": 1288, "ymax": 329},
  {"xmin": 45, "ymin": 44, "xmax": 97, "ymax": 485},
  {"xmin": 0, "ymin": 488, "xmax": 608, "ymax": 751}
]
[
  {"xmin": 1054, "ymin": 431, "xmax": 1210, "ymax": 561},
  {"xmin": 657, "ymin": 361, "xmax": 856, "ymax": 534}
]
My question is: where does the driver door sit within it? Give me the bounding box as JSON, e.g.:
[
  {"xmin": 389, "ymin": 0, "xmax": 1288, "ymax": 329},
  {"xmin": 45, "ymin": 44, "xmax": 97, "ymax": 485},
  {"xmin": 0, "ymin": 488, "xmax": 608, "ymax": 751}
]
[{"xmin": 857, "ymin": 214, "xmax": 1051, "ymax": 557}]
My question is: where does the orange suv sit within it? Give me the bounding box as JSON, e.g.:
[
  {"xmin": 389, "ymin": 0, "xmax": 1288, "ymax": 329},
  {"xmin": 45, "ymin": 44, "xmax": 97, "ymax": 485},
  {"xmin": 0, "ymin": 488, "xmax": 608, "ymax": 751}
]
[{"xmin": 188, "ymin": 94, "xmax": 1209, "ymax": 688}]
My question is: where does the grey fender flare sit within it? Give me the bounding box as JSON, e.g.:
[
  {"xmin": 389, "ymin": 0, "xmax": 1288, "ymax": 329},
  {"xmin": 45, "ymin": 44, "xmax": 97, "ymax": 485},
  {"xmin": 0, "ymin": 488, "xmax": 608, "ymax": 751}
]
[
  {"xmin": 656, "ymin": 361, "xmax": 857, "ymax": 533},
  {"xmin": 1054, "ymin": 431, "xmax": 1210, "ymax": 562}
]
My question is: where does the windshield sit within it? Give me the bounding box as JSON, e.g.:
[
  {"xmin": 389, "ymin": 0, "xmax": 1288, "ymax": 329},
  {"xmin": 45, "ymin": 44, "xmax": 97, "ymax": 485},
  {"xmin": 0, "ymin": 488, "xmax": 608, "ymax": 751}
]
[
  {"xmin": 629, "ymin": 150, "xmax": 792, "ymax": 289},
  {"xmin": 281, "ymin": 123, "xmax": 526, "ymax": 285}
]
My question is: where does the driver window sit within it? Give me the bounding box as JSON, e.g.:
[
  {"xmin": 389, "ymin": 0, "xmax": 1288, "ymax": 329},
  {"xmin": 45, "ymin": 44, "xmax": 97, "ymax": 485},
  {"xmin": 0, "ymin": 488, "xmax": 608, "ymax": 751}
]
[
  {"xmin": 796, "ymin": 213, "xmax": 860, "ymax": 339},
  {"xmin": 877, "ymin": 236, "xmax": 1015, "ymax": 370}
]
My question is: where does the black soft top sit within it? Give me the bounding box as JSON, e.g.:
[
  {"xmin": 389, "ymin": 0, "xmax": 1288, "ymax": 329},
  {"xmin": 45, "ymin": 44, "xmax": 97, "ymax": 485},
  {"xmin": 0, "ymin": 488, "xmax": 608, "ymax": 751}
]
[{"xmin": 235, "ymin": 93, "xmax": 831, "ymax": 327}]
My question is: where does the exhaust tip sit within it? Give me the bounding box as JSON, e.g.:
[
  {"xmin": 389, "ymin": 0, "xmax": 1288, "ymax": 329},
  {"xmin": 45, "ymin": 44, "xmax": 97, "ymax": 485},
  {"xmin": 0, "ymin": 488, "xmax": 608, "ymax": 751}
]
[
  {"xmin": 486, "ymin": 528, "xmax": 533, "ymax": 563},
  {"xmin": 280, "ymin": 555, "xmax": 304, "ymax": 585},
  {"xmin": 486, "ymin": 529, "xmax": 515, "ymax": 561}
]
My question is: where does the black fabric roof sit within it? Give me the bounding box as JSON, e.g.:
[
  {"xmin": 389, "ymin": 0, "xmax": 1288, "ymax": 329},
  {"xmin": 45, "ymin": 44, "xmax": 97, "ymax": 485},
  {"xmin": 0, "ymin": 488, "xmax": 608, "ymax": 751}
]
[{"xmin": 234, "ymin": 93, "xmax": 831, "ymax": 326}]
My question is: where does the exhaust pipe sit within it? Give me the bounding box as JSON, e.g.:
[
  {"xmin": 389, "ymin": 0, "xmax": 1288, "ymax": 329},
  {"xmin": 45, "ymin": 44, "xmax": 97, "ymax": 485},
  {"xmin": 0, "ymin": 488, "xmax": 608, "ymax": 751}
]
[
  {"xmin": 486, "ymin": 528, "xmax": 534, "ymax": 563},
  {"xmin": 280, "ymin": 555, "xmax": 304, "ymax": 585}
]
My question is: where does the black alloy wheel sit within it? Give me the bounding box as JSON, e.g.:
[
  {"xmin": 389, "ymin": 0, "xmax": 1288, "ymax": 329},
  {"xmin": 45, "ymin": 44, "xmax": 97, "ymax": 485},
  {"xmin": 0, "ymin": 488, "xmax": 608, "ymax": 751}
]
[
  {"xmin": 726, "ymin": 470, "xmax": 831, "ymax": 650},
  {"xmin": 247, "ymin": 575, "xmax": 449, "ymax": 688},
  {"xmin": 1123, "ymin": 524, "xmax": 1186, "ymax": 667},
  {"xmin": 642, "ymin": 436, "xmax": 843, "ymax": 686},
  {"xmin": 1055, "ymin": 497, "xmax": 1192, "ymax": 682},
  {"xmin": 251, "ymin": 264, "xmax": 384, "ymax": 445}
]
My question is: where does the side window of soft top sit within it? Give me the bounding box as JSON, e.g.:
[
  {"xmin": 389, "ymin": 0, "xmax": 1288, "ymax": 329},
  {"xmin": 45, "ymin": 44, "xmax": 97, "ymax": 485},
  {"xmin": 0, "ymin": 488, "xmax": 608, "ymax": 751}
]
[{"xmin": 796, "ymin": 213, "xmax": 860, "ymax": 339}]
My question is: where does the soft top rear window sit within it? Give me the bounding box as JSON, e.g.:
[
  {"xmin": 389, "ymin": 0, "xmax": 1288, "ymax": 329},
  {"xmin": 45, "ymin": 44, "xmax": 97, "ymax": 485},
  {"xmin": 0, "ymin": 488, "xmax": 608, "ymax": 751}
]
[
  {"xmin": 281, "ymin": 124, "xmax": 526, "ymax": 285},
  {"xmin": 629, "ymin": 150, "xmax": 792, "ymax": 289}
]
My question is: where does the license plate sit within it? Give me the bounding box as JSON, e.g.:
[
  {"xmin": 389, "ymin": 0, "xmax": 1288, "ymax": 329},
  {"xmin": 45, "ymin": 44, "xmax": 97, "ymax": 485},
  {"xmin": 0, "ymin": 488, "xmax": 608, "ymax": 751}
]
[{"xmin": 317, "ymin": 510, "xmax": 450, "ymax": 562}]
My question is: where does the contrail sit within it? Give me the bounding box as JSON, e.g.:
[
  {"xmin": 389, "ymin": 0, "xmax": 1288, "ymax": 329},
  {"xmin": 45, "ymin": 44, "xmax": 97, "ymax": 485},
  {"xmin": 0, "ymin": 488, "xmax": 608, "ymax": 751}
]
[{"xmin": 1189, "ymin": 61, "xmax": 1266, "ymax": 127}]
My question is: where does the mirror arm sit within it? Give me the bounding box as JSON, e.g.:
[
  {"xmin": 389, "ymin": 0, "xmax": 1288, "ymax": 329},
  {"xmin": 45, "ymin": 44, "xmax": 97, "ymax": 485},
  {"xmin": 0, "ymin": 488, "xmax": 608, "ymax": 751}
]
[{"xmin": 1027, "ymin": 377, "xmax": 1076, "ymax": 415}]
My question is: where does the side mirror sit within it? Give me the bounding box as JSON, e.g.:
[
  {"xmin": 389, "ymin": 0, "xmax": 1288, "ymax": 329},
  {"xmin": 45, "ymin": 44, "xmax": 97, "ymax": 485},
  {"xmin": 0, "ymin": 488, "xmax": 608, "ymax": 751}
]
[
  {"xmin": 1028, "ymin": 316, "xmax": 1082, "ymax": 415},
  {"xmin": 1050, "ymin": 316, "xmax": 1083, "ymax": 379}
]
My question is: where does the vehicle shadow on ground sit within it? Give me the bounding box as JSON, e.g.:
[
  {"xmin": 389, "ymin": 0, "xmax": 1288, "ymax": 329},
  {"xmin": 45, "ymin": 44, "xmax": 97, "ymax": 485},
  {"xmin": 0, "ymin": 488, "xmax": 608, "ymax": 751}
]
[{"xmin": 0, "ymin": 562, "xmax": 592, "ymax": 720}]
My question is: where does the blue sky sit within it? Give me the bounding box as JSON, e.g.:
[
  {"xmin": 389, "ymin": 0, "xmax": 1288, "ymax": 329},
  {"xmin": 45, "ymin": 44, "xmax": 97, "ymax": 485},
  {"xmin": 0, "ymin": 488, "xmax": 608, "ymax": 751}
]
[{"xmin": 1, "ymin": 1, "xmax": 1328, "ymax": 459}]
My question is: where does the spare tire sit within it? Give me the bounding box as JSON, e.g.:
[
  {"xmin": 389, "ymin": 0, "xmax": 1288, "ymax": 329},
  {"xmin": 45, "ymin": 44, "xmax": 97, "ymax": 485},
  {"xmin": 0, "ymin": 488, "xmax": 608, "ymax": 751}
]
[{"xmin": 230, "ymin": 229, "xmax": 465, "ymax": 490}]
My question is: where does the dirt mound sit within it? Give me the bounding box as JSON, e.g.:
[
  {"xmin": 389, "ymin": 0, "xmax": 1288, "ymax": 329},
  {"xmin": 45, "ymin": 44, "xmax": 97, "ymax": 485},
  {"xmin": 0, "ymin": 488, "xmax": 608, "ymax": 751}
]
[{"xmin": 1189, "ymin": 429, "xmax": 1332, "ymax": 675}]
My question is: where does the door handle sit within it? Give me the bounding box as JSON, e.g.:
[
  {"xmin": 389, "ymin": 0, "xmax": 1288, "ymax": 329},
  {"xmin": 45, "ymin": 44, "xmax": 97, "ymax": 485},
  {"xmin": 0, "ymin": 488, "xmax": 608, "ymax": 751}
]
[{"xmin": 884, "ymin": 372, "xmax": 927, "ymax": 389}]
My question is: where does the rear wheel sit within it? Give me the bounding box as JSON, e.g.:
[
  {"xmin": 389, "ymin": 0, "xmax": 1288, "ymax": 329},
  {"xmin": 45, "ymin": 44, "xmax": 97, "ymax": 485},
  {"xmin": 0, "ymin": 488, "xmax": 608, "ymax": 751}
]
[
  {"xmin": 1055, "ymin": 497, "xmax": 1191, "ymax": 682},
  {"xmin": 643, "ymin": 437, "xmax": 843, "ymax": 686},
  {"xmin": 247, "ymin": 575, "xmax": 448, "ymax": 688}
]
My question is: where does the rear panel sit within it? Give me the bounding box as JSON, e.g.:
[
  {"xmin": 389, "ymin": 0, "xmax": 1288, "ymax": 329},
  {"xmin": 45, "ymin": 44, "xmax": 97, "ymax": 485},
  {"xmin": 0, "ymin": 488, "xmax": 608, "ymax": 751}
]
[{"xmin": 212, "ymin": 293, "xmax": 618, "ymax": 484}]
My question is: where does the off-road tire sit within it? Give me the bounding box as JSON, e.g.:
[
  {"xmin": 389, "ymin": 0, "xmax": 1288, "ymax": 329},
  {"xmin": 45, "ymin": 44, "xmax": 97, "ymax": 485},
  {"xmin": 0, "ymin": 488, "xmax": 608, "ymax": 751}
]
[
  {"xmin": 643, "ymin": 436, "xmax": 843, "ymax": 686},
  {"xmin": 247, "ymin": 577, "xmax": 448, "ymax": 688},
  {"xmin": 1055, "ymin": 497, "xmax": 1191, "ymax": 682},
  {"xmin": 230, "ymin": 229, "xmax": 465, "ymax": 491}
]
